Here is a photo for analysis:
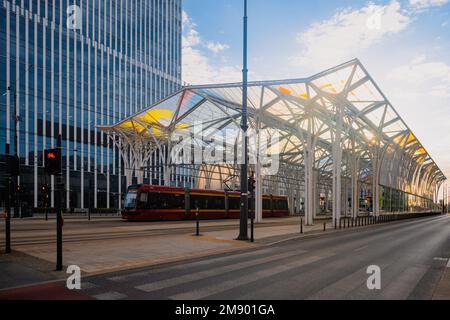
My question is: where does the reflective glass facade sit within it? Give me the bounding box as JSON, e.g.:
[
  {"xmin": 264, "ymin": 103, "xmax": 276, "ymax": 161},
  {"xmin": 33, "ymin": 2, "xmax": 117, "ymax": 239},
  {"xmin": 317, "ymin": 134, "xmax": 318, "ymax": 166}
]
[{"xmin": 0, "ymin": 0, "xmax": 182, "ymax": 209}]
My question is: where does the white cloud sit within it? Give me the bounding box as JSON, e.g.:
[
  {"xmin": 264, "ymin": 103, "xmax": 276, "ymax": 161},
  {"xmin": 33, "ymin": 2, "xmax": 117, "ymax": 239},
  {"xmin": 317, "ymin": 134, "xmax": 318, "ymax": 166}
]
[
  {"xmin": 206, "ymin": 42, "xmax": 230, "ymax": 54},
  {"xmin": 409, "ymin": 0, "xmax": 449, "ymax": 10},
  {"xmin": 386, "ymin": 56, "xmax": 450, "ymax": 97},
  {"xmin": 383, "ymin": 56, "xmax": 450, "ymax": 178},
  {"xmin": 182, "ymin": 11, "xmax": 240, "ymax": 85},
  {"xmin": 291, "ymin": 1, "xmax": 410, "ymax": 72}
]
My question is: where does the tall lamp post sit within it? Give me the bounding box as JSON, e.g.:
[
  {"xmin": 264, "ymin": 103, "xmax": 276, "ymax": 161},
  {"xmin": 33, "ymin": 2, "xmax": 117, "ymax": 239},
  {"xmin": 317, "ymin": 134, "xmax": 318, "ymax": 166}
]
[{"xmin": 237, "ymin": 0, "xmax": 249, "ymax": 241}]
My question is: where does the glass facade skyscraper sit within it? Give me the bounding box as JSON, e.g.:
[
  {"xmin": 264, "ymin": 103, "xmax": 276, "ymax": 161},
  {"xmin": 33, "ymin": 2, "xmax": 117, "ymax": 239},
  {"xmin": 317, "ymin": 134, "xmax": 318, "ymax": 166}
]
[{"xmin": 0, "ymin": 0, "xmax": 182, "ymax": 210}]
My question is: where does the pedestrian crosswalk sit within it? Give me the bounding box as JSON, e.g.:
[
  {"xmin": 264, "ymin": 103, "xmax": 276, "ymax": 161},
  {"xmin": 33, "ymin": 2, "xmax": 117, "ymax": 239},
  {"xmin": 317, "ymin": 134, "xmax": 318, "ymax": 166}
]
[
  {"xmin": 136, "ymin": 250, "xmax": 307, "ymax": 293},
  {"xmin": 169, "ymin": 254, "xmax": 331, "ymax": 300},
  {"xmin": 80, "ymin": 246, "xmax": 335, "ymax": 300},
  {"xmin": 107, "ymin": 247, "xmax": 277, "ymax": 283}
]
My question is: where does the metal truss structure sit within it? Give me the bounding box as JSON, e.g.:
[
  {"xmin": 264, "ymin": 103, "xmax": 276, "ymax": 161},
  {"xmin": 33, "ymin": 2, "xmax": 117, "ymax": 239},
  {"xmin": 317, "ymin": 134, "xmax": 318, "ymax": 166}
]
[{"xmin": 98, "ymin": 59, "xmax": 446, "ymax": 224}]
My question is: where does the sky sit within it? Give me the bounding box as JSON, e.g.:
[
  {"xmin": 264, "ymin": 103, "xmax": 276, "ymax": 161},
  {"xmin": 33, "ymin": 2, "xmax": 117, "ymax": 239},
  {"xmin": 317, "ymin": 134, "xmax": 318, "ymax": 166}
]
[{"xmin": 182, "ymin": 0, "xmax": 450, "ymax": 191}]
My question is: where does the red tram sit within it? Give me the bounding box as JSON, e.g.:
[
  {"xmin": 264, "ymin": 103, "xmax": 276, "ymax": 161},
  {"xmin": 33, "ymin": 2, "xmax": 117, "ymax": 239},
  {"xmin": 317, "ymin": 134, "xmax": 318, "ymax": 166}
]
[{"xmin": 122, "ymin": 185, "xmax": 290, "ymax": 221}]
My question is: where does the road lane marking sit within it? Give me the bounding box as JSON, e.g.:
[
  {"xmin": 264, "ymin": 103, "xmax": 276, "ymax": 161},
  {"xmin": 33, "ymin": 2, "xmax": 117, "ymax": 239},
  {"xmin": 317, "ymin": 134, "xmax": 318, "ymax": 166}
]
[
  {"xmin": 354, "ymin": 245, "xmax": 369, "ymax": 252},
  {"xmin": 169, "ymin": 253, "xmax": 335, "ymax": 300},
  {"xmin": 377, "ymin": 266, "xmax": 428, "ymax": 300},
  {"xmin": 109, "ymin": 247, "xmax": 279, "ymax": 282},
  {"xmin": 135, "ymin": 250, "xmax": 307, "ymax": 293},
  {"xmin": 93, "ymin": 291, "xmax": 127, "ymax": 300},
  {"xmin": 307, "ymin": 267, "xmax": 368, "ymax": 299}
]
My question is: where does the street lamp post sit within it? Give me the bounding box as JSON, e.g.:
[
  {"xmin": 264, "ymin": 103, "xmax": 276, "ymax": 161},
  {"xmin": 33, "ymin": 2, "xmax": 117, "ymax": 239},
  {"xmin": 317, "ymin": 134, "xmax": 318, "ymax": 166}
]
[{"xmin": 237, "ymin": 0, "xmax": 249, "ymax": 241}]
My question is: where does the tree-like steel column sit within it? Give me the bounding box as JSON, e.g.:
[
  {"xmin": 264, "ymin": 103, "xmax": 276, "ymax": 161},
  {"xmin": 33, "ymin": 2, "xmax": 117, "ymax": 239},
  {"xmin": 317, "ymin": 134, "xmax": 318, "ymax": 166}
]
[
  {"xmin": 255, "ymin": 117, "xmax": 263, "ymax": 223},
  {"xmin": 332, "ymin": 103, "xmax": 344, "ymax": 223},
  {"xmin": 351, "ymin": 156, "xmax": 360, "ymax": 219},
  {"xmin": 304, "ymin": 118, "xmax": 315, "ymax": 226}
]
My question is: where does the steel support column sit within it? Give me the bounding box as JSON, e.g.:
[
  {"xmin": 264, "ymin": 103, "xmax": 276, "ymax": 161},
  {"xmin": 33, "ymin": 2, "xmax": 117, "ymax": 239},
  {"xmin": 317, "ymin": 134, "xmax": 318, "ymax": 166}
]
[
  {"xmin": 332, "ymin": 104, "xmax": 344, "ymax": 223},
  {"xmin": 304, "ymin": 142, "xmax": 314, "ymax": 226},
  {"xmin": 351, "ymin": 156, "xmax": 360, "ymax": 218}
]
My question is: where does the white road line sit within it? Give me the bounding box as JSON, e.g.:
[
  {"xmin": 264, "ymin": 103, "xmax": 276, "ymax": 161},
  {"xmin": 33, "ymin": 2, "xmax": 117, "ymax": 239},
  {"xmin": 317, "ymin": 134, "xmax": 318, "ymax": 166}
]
[
  {"xmin": 169, "ymin": 253, "xmax": 335, "ymax": 300},
  {"xmin": 109, "ymin": 247, "xmax": 279, "ymax": 282},
  {"xmin": 307, "ymin": 267, "xmax": 368, "ymax": 300},
  {"xmin": 377, "ymin": 266, "xmax": 428, "ymax": 300},
  {"xmin": 135, "ymin": 250, "xmax": 307, "ymax": 293},
  {"xmin": 353, "ymin": 245, "xmax": 369, "ymax": 252},
  {"xmin": 93, "ymin": 291, "xmax": 127, "ymax": 300}
]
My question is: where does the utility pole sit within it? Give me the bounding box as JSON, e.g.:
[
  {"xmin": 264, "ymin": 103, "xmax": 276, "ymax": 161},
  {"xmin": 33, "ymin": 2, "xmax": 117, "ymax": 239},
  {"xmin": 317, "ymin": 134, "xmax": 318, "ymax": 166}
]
[{"xmin": 237, "ymin": 0, "xmax": 249, "ymax": 241}]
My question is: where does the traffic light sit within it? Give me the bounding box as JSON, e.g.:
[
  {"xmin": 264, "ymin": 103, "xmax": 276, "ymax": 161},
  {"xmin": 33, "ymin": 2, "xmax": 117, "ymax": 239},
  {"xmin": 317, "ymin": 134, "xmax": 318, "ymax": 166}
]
[
  {"xmin": 8, "ymin": 155, "xmax": 20, "ymax": 177},
  {"xmin": 248, "ymin": 177, "xmax": 256, "ymax": 193},
  {"xmin": 44, "ymin": 148, "xmax": 61, "ymax": 176},
  {"xmin": 41, "ymin": 184, "xmax": 50, "ymax": 207}
]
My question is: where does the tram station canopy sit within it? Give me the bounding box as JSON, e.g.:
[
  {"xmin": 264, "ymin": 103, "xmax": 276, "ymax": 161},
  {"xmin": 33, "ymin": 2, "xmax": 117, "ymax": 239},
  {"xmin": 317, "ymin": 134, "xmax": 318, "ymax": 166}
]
[{"xmin": 99, "ymin": 59, "xmax": 446, "ymax": 221}]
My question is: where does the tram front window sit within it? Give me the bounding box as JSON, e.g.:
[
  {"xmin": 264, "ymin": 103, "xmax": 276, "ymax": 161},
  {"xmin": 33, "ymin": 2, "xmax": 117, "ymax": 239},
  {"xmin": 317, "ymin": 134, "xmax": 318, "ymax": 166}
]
[{"xmin": 124, "ymin": 192, "xmax": 138, "ymax": 209}]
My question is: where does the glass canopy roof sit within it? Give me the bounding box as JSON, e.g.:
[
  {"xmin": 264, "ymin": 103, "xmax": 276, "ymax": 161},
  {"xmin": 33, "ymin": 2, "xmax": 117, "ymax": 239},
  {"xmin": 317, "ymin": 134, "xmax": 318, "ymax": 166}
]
[{"xmin": 99, "ymin": 59, "xmax": 446, "ymax": 190}]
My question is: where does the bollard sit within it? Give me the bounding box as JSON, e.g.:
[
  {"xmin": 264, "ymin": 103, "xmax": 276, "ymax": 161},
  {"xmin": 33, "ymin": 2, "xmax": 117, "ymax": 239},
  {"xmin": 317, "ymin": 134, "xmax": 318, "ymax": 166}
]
[
  {"xmin": 334, "ymin": 218, "xmax": 337, "ymax": 230},
  {"xmin": 339, "ymin": 218, "xmax": 342, "ymax": 229},
  {"xmin": 323, "ymin": 222, "xmax": 326, "ymax": 232},
  {"xmin": 251, "ymin": 213, "xmax": 254, "ymax": 243},
  {"xmin": 196, "ymin": 208, "xmax": 200, "ymax": 236},
  {"xmin": 300, "ymin": 218, "xmax": 303, "ymax": 234}
]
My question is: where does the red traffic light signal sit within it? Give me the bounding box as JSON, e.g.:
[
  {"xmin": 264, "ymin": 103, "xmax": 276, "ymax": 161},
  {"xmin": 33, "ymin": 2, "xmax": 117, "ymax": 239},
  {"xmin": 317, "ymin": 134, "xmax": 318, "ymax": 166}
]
[
  {"xmin": 44, "ymin": 148, "xmax": 61, "ymax": 176},
  {"xmin": 47, "ymin": 152, "xmax": 57, "ymax": 159}
]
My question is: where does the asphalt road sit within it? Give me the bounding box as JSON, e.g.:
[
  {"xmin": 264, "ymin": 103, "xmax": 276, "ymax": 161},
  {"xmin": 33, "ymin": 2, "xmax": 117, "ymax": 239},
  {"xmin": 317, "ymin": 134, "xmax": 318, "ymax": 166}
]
[{"xmin": 72, "ymin": 214, "xmax": 450, "ymax": 300}]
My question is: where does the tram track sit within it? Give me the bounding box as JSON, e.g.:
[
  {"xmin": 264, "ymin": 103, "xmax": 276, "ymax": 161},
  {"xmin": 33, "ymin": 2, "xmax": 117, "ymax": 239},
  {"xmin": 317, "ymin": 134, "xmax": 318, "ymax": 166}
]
[{"xmin": 0, "ymin": 219, "xmax": 307, "ymax": 247}]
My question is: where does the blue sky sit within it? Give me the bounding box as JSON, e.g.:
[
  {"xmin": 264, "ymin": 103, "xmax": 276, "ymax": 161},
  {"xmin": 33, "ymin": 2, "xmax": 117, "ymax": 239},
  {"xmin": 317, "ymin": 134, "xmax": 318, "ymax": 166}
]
[{"xmin": 182, "ymin": 0, "xmax": 450, "ymax": 190}]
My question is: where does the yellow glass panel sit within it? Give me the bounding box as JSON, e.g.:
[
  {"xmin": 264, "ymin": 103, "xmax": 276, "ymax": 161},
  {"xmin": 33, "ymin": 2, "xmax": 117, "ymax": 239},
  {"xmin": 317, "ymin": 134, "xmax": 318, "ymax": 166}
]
[
  {"xmin": 407, "ymin": 133, "xmax": 415, "ymax": 143},
  {"xmin": 139, "ymin": 109, "xmax": 175, "ymax": 127},
  {"xmin": 120, "ymin": 121, "xmax": 134, "ymax": 129},
  {"xmin": 299, "ymin": 93, "xmax": 309, "ymax": 100},
  {"xmin": 320, "ymin": 83, "xmax": 337, "ymax": 93},
  {"xmin": 415, "ymin": 148, "xmax": 426, "ymax": 156},
  {"xmin": 278, "ymin": 86, "xmax": 292, "ymax": 95}
]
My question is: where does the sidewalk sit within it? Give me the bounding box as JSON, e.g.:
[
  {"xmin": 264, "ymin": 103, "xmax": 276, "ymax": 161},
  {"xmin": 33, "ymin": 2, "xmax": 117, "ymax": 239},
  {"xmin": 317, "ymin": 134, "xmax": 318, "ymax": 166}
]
[
  {"xmin": 0, "ymin": 250, "xmax": 64, "ymax": 290},
  {"xmin": 433, "ymin": 259, "xmax": 450, "ymax": 300}
]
